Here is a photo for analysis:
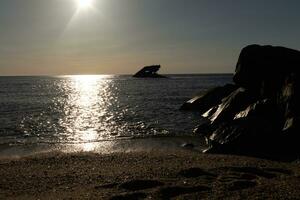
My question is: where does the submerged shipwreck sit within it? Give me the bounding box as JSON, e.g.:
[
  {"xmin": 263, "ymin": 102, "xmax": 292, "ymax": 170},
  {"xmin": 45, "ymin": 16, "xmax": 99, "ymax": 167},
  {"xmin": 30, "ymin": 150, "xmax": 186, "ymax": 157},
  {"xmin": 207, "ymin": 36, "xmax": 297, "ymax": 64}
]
[
  {"xmin": 182, "ymin": 44, "xmax": 300, "ymax": 160},
  {"xmin": 133, "ymin": 65, "xmax": 167, "ymax": 78}
]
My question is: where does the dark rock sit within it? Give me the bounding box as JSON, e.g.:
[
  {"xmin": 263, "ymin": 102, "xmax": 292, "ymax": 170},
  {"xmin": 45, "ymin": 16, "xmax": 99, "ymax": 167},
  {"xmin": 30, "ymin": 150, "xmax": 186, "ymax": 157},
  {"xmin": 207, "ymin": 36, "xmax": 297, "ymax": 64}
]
[
  {"xmin": 202, "ymin": 87, "xmax": 258, "ymax": 125},
  {"xmin": 133, "ymin": 65, "xmax": 166, "ymax": 78},
  {"xmin": 279, "ymin": 73, "xmax": 300, "ymax": 133},
  {"xmin": 185, "ymin": 44, "xmax": 300, "ymax": 159},
  {"xmin": 204, "ymin": 99, "xmax": 282, "ymax": 157},
  {"xmin": 194, "ymin": 87, "xmax": 258, "ymax": 136},
  {"xmin": 180, "ymin": 84, "xmax": 237, "ymax": 113},
  {"xmin": 233, "ymin": 44, "xmax": 300, "ymax": 98},
  {"xmin": 193, "ymin": 119, "xmax": 213, "ymax": 137}
]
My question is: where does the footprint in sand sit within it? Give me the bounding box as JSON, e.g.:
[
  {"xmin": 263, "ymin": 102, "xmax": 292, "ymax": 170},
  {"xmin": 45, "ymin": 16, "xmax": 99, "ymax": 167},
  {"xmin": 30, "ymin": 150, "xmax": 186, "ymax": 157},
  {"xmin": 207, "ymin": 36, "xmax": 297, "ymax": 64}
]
[
  {"xmin": 177, "ymin": 166, "xmax": 293, "ymax": 192},
  {"xmin": 119, "ymin": 179, "xmax": 164, "ymax": 191},
  {"xmin": 221, "ymin": 167, "xmax": 277, "ymax": 179},
  {"xmin": 110, "ymin": 192, "xmax": 147, "ymax": 200},
  {"xmin": 95, "ymin": 183, "xmax": 119, "ymax": 189},
  {"xmin": 263, "ymin": 168, "xmax": 293, "ymax": 175},
  {"xmin": 214, "ymin": 166, "xmax": 293, "ymax": 179},
  {"xmin": 214, "ymin": 166, "xmax": 293, "ymax": 191},
  {"xmin": 227, "ymin": 180, "xmax": 257, "ymax": 191},
  {"xmin": 96, "ymin": 179, "xmax": 164, "ymax": 192},
  {"xmin": 179, "ymin": 167, "xmax": 216, "ymax": 178},
  {"xmin": 108, "ymin": 167, "xmax": 293, "ymax": 199},
  {"xmin": 156, "ymin": 185, "xmax": 211, "ymax": 199},
  {"xmin": 99, "ymin": 180, "xmax": 164, "ymax": 200}
]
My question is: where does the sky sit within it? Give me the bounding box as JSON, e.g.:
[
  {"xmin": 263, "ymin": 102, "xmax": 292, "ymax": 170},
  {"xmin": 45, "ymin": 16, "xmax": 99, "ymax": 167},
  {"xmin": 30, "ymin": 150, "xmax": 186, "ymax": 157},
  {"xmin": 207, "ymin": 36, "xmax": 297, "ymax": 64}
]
[{"xmin": 0, "ymin": 0, "xmax": 300, "ymax": 75}]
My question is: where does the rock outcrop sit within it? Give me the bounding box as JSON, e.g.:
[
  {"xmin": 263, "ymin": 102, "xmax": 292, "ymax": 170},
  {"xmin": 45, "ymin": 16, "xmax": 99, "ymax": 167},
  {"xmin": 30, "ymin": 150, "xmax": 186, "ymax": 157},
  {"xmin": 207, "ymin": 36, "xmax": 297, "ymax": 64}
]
[
  {"xmin": 182, "ymin": 44, "xmax": 300, "ymax": 160},
  {"xmin": 180, "ymin": 84, "xmax": 238, "ymax": 113},
  {"xmin": 133, "ymin": 65, "xmax": 166, "ymax": 78}
]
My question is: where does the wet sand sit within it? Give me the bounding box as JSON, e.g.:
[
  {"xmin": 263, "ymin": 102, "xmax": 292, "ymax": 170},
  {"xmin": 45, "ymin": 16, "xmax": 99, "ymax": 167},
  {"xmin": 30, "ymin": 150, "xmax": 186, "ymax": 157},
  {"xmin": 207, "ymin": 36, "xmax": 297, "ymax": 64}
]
[{"xmin": 0, "ymin": 150, "xmax": 300, "ymax": 199}]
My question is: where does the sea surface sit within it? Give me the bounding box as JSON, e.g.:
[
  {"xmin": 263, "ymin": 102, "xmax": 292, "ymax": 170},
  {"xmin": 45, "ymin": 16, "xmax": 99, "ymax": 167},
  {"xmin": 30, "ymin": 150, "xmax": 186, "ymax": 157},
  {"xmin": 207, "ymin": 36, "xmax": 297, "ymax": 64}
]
[{"xmin": 0, "ymin": 74, "xmax": 232, "ymax": 157}]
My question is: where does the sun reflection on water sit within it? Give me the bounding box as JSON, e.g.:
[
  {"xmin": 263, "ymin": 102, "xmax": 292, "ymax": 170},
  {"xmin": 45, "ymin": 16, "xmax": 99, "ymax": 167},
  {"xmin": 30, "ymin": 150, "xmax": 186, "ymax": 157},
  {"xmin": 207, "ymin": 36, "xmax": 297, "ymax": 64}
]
[{"xmin": 60, "ymin": 75, "xmax": 115, "ymax": 152}]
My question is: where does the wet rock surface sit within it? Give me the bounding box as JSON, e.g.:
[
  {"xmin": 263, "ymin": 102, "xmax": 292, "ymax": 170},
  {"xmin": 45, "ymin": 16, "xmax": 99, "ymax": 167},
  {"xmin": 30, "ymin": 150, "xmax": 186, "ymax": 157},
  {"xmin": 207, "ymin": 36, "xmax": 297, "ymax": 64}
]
[
  {"xmin": 180, "ymin": 84, "xmax": 238, "ymax": 112},
  {"xmin": 183, "ymin": 44, "xmax": 300, "ymax": 160}
]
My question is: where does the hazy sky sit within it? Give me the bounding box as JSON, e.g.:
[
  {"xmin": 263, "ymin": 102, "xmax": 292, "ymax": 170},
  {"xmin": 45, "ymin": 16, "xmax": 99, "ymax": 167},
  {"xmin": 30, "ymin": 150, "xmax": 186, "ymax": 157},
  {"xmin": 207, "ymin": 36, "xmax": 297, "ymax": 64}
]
[{"xmin": 0, "ymin": 0, "xmax": 300, "ymax": 75}]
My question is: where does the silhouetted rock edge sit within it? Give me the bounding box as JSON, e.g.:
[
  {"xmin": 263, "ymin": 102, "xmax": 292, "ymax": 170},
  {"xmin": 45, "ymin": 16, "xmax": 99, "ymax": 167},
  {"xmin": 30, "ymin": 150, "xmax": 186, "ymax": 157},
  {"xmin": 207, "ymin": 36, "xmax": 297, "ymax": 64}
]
[{"xmin": 182, "ymin": 44, "xmax": 300, "ymax": 160}]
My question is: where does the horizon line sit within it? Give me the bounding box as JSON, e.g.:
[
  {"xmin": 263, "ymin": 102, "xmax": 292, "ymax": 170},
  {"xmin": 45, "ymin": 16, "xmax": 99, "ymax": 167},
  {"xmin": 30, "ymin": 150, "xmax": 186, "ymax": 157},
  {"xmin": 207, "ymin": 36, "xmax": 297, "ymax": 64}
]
[{"xmin": 0, "ymin": 72, "xmax": 234, "ymax": 77}]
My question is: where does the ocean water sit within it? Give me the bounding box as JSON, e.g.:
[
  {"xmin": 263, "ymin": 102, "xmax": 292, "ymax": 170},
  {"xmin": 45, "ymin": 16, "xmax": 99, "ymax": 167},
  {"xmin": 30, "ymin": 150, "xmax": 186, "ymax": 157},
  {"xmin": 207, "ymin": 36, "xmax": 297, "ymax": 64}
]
[{"xmin": 0, "ymin": 74, "xmax": 232, "ymax": 156}]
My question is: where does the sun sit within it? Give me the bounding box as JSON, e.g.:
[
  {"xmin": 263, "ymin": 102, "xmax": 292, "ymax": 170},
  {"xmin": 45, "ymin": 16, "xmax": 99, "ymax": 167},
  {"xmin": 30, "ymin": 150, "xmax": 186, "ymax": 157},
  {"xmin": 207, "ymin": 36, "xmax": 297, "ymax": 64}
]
[{"xmin": 76, "ymin": 0, "xmax": 94, "ymax": 10}]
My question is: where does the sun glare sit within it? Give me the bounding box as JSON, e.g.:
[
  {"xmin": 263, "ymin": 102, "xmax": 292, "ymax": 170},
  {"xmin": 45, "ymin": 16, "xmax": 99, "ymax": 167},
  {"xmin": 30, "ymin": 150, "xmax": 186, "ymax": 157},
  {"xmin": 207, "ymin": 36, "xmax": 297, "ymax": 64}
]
[{"xmin": 77, "ymin": 0, "xmax": 94, "ymax": 10}]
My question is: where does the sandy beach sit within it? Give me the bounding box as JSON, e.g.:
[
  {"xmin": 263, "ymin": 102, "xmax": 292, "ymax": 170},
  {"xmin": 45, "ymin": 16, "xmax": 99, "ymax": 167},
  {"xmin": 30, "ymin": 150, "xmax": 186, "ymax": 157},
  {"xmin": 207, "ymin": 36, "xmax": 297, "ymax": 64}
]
[{"xmin": 1, "ymin": 150, "xmax": 299, "ymax": 200}]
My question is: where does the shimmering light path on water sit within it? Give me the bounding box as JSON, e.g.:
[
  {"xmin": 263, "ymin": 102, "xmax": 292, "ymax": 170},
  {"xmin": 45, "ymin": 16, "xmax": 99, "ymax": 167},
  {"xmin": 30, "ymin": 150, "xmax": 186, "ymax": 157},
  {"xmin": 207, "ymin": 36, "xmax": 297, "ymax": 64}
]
[{"xmin": 60, "ymin": 75, "xmax": 114, "ymax": 151}]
